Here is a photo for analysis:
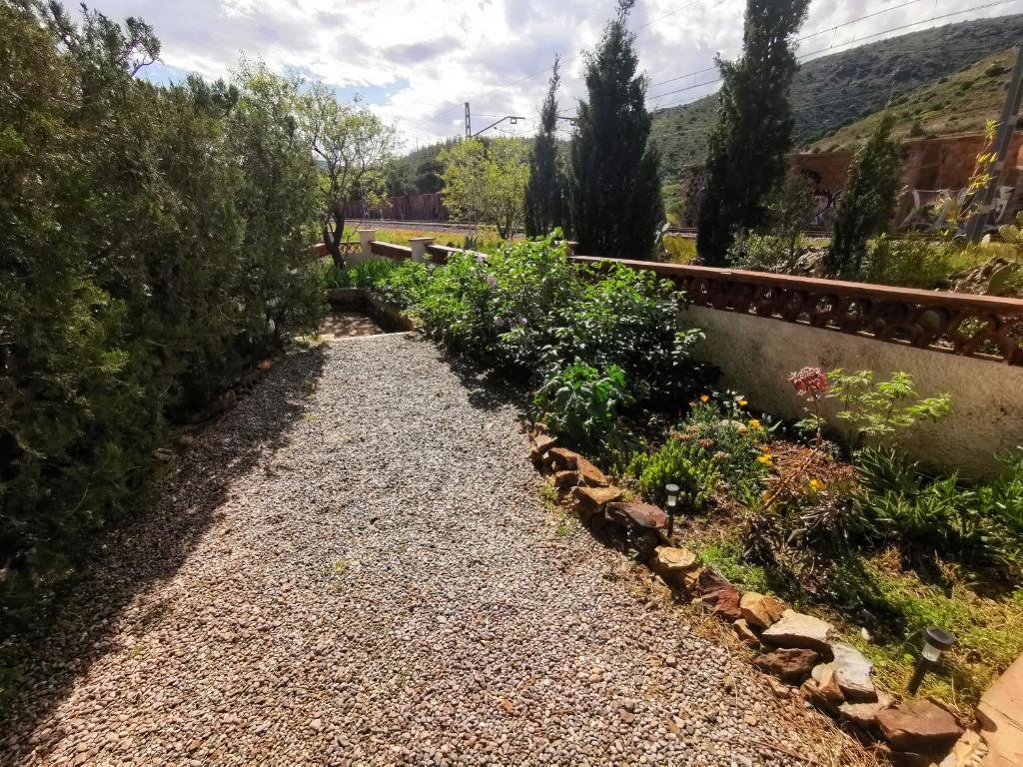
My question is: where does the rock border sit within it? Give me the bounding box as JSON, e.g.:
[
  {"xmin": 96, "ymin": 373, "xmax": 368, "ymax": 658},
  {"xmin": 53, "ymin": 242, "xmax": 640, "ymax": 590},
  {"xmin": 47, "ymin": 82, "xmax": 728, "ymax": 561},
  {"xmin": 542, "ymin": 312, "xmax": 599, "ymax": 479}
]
[{"xmin": 529, "ymin": 430, "xmax": 972, "ymax": 767}]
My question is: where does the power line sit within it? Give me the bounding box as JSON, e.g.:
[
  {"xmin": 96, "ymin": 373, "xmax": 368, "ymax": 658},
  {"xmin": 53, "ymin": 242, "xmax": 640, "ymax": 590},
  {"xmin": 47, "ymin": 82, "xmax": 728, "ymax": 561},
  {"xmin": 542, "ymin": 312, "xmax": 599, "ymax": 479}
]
[
  {"xmin": 431, "ymin": 0, "xmax": 707, "ymax": 124},
  {"xmin": 647, "ymin": 0, "xmax": 930, "ymax": 89},
  {"xmin": 645, "ymin": 0, "xmax": 1019, "ymax": 106}
]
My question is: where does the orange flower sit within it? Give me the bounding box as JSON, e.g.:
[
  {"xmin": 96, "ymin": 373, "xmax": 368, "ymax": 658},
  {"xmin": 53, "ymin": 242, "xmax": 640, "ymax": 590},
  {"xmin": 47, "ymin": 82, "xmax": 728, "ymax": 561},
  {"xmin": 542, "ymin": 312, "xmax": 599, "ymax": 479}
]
[
  {"xmin": 748, "ymin": 419, "xmax": 762, "ymax": 430},
  {"xmin": 700, "ymin": 394, "xmax": 710, "ymax": 403}
]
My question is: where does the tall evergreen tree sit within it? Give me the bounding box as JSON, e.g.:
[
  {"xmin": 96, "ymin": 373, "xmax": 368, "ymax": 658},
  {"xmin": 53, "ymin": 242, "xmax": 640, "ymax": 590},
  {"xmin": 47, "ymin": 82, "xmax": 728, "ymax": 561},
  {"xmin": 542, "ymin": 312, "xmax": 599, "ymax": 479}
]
[
  {"xmin": 525, "ymin": 57, "xmax": 564, "ymax": 237},
  {"xmin": 568, "ymin": 0, "xmax": 663, "ymax": 259},
  {"xmin": 696, "ymin": 0, "xmax": 810, "ymax": 265},
  {"xmin": 828, "ymin": 111, "xmax": 902, "ymax": 277}
]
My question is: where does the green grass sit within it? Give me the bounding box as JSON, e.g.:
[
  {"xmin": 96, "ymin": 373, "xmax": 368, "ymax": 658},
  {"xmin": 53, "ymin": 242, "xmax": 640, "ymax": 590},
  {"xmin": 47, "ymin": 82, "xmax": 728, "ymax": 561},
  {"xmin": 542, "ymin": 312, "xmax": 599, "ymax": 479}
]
[{"xmin": 662, "ymin": 235, "xmax": 699, "ymax": 264}]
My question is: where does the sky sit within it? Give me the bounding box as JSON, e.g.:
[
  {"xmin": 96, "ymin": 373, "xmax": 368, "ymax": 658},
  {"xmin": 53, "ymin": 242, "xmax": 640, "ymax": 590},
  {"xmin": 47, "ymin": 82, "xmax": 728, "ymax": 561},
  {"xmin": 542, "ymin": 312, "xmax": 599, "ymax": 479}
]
[{"xmin": 93, "ymin": 0, "xmax": 1022, "ymax": 151}]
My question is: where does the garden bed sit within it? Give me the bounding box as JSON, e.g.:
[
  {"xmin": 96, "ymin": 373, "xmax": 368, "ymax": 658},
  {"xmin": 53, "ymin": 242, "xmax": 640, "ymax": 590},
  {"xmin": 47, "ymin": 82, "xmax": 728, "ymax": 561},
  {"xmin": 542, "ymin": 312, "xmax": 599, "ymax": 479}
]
[{"xmin": 324, "ymin": 287, "xmax": 416, "ymax": 334}]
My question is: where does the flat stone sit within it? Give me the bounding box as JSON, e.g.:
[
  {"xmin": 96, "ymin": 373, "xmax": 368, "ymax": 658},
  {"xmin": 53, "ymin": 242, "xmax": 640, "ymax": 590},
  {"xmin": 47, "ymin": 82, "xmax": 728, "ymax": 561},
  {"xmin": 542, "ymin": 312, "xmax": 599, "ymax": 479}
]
[
  {"xmin": 575, "ymin": 485, "xmax": 622, "ymax": 509},
  {"xmin": 732, "ymin": 618, "xmax": 761, "ymax": 649},
  {"xmin": 753, "ymin": 648, "xmax": 820, "ymax": 684},
  {"xmin": 761, "ymin": 609, "xmax": 836, "ymax": 655},
  {"xmin": 575, "ymin": 455, "xmax": 609, "ymax": 487},
  {"xmin": 838, "ymin": 691, "xmax": 894, "ymax": 729},
  {"xmin": 700, "ymin": 586, "xmax": 743, "ymax": 622},
  {"xmin": 693, "ymin": 567, "xmax": 734, "ymax": 597},
  {"xmin": 548, "ymin": 447, "xmax": 579, "ymax": 471},
  {"xmin": 530, "ymin": 434, "xmax": 558, "ymax": 464},
  {"xmin": 876, "ymin": 699, "xmax": 963, "ymax": 754},
  {"xmin": 574, "ymin": 486, "xmax": 623, "ymax": 524},
  {"xmin": 605, "ymin": 502, "xmax": 667, "ymax": 530},
  {"xmin": 651, "ymin": 546, "xmax": 699, "ymax": 583},
  {"xmin": 831, "ymin": 642, "xmax": 876, "ymax": 702},
  {"xmin": 739, "ymin": 592, "xmax": 786, "ymax": 630}
]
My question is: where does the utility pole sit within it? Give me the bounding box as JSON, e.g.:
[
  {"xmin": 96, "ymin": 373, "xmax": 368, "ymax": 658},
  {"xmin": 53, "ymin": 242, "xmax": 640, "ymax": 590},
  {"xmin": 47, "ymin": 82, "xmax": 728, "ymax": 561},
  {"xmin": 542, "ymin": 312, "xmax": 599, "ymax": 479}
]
[
  {"xmin": 464, "ymin": 102, "xmax": 471, "ymax": 138},
  {"xmin": 966, "ymin": 44, "xmax": 1023, "ymax": 242}
]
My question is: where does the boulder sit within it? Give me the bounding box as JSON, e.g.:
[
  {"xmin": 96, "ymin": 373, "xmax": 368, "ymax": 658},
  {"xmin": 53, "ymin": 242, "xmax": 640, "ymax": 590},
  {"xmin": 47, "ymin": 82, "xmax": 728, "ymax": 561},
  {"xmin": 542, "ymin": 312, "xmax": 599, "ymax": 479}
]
[
  {"xmin": 554, "ymin": 470, "xmax": 579, "ymax": 488},
  {"xmin": 838, "ymin": 691, "xmax": 894, "ymax": 729},
  {"xmin": 700, "ymin": 586, "xmax": 743, "ymax": 622},
  {"xmin": 761, "ymin": 609, "xmax": 836, "ymax": 655},
  {"xmin": 548, "ymin": 447, "xmax": 579, "ymax": 471},
  {"xmin": 530, "ymin": 434, "xmax": 558, "ymax": 464},
  {"xmin": 753, "ymin": 648, "xmax": 820, "ymax": 684},
  {"xmin": 575, "ymin": 455, "xmax": 609, "ymax": 487},
  {"xmin": 739, "ymin": 592, "xmax": 786, "ymax": 631},
  {"xmin": 732, "ymin": 619, "xmax": 761, "ymax": 650},
  {"xmin": 831, "ymin": 642, "xmax": 876, "ymax": 702},
  {"xmin": 875, "ymin": 700, "xmax": 964, "ymax": 754},
  {"xmin": 651, "ymin": 546, "xmax": 699, "ymax": 584}
]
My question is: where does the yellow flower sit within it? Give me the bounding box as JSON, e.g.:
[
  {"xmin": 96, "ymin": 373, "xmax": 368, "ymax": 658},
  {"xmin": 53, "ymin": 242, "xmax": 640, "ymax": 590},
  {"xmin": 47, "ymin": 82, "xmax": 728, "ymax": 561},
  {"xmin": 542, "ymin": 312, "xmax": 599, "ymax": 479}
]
[
  {"xmin": 809, "ymin": 479, "xmax": 825, "ymax": 492},
  {"xmin": 757, "ymin": 454, "xmax": 774, "ymax": 466},
  {"xmin": 700, "ymin": 394, "xmax": 710, "ymax": 403},
  {"xmin": 748, "ymin": 419, "xmax": 762, "ymax": 430},
  {"xmin": 739, "ymin": 400, "xmax": 748, "ymax": 407}
]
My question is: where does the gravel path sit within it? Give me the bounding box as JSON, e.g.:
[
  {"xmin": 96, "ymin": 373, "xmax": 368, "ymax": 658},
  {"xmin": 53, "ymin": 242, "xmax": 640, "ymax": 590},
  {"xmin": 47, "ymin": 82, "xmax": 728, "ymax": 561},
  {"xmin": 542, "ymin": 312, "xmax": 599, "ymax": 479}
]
[{"xmin": 2, "ymin": 334, "xmax": 855, "ymax": 767}]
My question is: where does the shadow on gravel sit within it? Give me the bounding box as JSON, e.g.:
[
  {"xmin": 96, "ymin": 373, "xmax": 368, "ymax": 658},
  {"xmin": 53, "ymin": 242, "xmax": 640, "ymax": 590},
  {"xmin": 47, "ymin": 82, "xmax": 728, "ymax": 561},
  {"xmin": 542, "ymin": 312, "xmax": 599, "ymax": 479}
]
[
  {"xmin": 435, "ymin": 342, "xmax": 532, "ymax": 415},
  {"xmin": 0, "ymin": 347, "xmax": 327, "ymax": 751}
]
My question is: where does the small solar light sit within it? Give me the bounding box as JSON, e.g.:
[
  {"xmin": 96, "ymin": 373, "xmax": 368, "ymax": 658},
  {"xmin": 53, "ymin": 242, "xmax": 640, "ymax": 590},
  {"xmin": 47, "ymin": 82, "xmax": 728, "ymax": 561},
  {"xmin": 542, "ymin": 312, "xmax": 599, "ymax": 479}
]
[
  {"xmin": 907, "ymin": 627, "xmax": 955, "ymax": 694},
  {"xmin": 665, "ymin": 483, "xmax": 680, "ymax": 537}
]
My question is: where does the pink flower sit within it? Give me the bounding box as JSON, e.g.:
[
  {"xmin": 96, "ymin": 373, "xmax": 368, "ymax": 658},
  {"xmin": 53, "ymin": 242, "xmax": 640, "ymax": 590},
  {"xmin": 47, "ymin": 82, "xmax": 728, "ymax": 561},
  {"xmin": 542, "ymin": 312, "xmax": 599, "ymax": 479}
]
[
  {"xmin": 788, "ymin": 367, "xmax": 829, "ymax": 399},
  {"xmin": 485, "ymin": 274, "xmax": 497, "ymax": 288}
]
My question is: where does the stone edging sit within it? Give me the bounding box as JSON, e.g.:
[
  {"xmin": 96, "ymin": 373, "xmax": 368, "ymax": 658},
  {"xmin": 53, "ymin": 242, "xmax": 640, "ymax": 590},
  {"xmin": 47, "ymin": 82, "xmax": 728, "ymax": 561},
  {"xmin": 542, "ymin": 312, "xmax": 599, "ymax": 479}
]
[{"xmin": 528, "ymin": 431, "xmax": 982, "ymax": 767}]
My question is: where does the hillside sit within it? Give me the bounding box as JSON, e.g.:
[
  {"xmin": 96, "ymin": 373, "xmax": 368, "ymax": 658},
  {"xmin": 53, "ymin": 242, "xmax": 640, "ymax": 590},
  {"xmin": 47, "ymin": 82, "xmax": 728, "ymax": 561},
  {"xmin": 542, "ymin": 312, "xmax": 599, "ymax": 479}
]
[
  {"xmin": 810, "ymin": 47, "xmax": 1020, "ymax": 151},
  {"xmin": 650, "ymin": 14, "xmax": 1023, "ymax": 178}
]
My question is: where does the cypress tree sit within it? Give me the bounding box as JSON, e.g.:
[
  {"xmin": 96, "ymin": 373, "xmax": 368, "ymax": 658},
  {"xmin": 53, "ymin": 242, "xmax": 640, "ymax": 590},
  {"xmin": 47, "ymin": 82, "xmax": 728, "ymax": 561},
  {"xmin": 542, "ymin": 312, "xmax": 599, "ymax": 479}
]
[
  {"xmin": 525, "ymin": 57, "xmax": 564, "ymax": 238},
  {"xmin": 828, "ymin": 111, "xmax": 902, "ymax": 277},
  {"xmin": 568, "ymin": 0, "xmax": 663, "ymax": 259},
  {"xmin": 697, "ymin": 0, "xmax": 810, "ymax": 266}
]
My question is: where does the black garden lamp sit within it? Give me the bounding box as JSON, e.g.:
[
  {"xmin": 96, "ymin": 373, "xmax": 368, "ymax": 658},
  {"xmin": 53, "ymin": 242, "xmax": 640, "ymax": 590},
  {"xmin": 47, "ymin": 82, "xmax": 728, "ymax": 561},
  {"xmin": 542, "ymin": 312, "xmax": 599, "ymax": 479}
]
[
  {"xmin": 665, "ymin": 483, "xmax": 680, "ymax": 538},
  {"xmin": 907, "ymin": 627, "xmax": 955, "ymax": 694}
]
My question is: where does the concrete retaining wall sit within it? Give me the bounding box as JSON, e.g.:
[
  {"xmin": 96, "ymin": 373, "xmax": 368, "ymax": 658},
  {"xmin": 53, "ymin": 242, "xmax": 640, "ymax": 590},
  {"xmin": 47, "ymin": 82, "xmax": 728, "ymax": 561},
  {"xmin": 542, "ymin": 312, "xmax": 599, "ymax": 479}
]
[{"xmin": 684, "ymin": 306, "xmax": 1023, "ymax": 478}]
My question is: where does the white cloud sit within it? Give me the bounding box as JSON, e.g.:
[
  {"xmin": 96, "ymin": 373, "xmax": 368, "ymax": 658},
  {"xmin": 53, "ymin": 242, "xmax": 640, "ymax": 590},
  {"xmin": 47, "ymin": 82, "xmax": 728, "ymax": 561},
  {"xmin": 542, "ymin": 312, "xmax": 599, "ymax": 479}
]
[{"xmin": 91, "ymin": 0, "xmax": 1021, "ymax": 147}]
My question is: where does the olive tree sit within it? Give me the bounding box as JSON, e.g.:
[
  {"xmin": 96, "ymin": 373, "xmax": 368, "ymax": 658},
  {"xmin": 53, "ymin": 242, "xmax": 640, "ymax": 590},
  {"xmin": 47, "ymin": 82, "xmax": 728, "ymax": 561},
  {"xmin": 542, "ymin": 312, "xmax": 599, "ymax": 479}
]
[{"xmin": 299, "ymin": 83, "xmax": 396, "ymax": 266}]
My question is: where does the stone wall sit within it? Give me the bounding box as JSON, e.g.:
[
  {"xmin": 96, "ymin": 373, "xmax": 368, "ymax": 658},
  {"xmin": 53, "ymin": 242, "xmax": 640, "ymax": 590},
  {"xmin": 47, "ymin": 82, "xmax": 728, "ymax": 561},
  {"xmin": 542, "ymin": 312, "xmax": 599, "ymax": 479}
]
[{"xmin": 684, "ymin": 305, "xmax": 1023, "ymax": 478}]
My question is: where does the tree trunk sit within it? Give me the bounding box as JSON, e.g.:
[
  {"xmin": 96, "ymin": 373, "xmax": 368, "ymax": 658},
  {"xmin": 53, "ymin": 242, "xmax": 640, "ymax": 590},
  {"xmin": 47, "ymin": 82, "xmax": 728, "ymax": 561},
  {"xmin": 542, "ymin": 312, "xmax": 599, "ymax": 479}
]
[{"xmin": 323, "ymin": 202, "xmax": 347, "ymax": 269}]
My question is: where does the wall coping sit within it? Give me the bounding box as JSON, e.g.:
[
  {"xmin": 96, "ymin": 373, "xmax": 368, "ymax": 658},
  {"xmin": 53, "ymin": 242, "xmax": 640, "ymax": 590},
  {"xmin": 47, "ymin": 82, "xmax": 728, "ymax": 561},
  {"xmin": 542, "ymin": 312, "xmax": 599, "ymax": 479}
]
[{"xmin": 363, "ymin": 240, "xmax": 1023, "ymax": 366}]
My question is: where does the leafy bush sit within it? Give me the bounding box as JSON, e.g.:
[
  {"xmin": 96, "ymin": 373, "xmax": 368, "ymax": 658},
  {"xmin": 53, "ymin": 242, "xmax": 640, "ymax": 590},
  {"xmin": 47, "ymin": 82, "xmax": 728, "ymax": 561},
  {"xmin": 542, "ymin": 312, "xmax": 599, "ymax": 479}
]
[
  {"xmin": 827, "ymin": 369, "xmax": 951, "ymax": 448},
  {"xmin": 853, "ymin": 447, "xmax": 1023, "ymax": 577},
  {"xmin": 533, "ymin": 363, "xmax": 632, "ymax": 451},
  {"xmin": 375, "ymin": 261, "xmax": 433, "ymax": 309},
  {"xmin": 409, "ymin": 235, "xmax": 708, "ymax": 410},
  {"xmin": 1, "ymin": 4, "xmax": 322, "ymax": 631},
  {"xmin": 627, "ymin": 436, "xmax": 721, "ymax": 511},
  {"xmin": 317, "ymin": 258, "xmax": 400, "ymax": 290},
  {"xmin": 864, "ymin": 235, "xmax": 960, "ymax": 289},
  {"xmin": 674, "ymin": 394, "xmax": 772, "ymax": 504}
]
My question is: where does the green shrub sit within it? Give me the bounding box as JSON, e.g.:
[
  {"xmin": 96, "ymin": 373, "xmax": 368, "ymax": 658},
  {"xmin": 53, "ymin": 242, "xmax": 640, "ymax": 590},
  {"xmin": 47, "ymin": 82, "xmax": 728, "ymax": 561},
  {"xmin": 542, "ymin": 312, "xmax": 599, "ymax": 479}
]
[
  {"xmin": 533, "ymin": 363, "xmax": 632, "ymax": 451},
  {"xmin": 409, "ymin": 235, "xmax": 708, "ymax": 409},
  {"xmin": 375, "ymin": 261, "xmax": 433, "ymax": 308},
  {"xmin": 0, "ymin": 4, "xmax": 321, "ymax": 632},
  {"xmin": 865, "ymin": 236, "xmax": 959, "ymax": 289},
  {"xmin": 853, "ymin": 447, "xmax": 1023, "ymax": 577},
  {"xmin": 628, "ymin": 436, "xmax": 720, "ymax": 511}
]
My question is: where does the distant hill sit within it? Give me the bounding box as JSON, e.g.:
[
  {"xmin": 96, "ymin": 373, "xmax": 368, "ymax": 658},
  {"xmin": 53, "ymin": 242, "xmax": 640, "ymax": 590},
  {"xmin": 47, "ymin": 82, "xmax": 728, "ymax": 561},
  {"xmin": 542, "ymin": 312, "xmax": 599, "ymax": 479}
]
[
  {"xmin": 809, "ymin": 47, "xmax": 1020, "ymax": 151},
  {"xmin": 650, "ymin": 14, "xmax": 1023, "ymax": 179}
]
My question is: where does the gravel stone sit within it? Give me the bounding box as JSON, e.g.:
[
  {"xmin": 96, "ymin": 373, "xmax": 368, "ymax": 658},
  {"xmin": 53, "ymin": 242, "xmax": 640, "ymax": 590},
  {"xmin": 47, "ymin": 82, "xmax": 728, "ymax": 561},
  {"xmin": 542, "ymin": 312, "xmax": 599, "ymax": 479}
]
[{"xmin": 1, "ymin": 335, "xmax": 846, "ymax": 766}]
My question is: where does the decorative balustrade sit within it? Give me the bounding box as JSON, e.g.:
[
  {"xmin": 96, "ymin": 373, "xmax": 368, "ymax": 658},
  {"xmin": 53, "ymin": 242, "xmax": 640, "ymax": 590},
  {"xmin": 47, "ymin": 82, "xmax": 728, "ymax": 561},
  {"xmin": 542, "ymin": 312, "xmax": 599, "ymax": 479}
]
[
  {"xmin": 361, "ymin": 242, "xmax": 1023, "ymax": 366},
  {"xmin": 572, "ymin": 257, "xmax": 1023, "ymax": 366}
]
